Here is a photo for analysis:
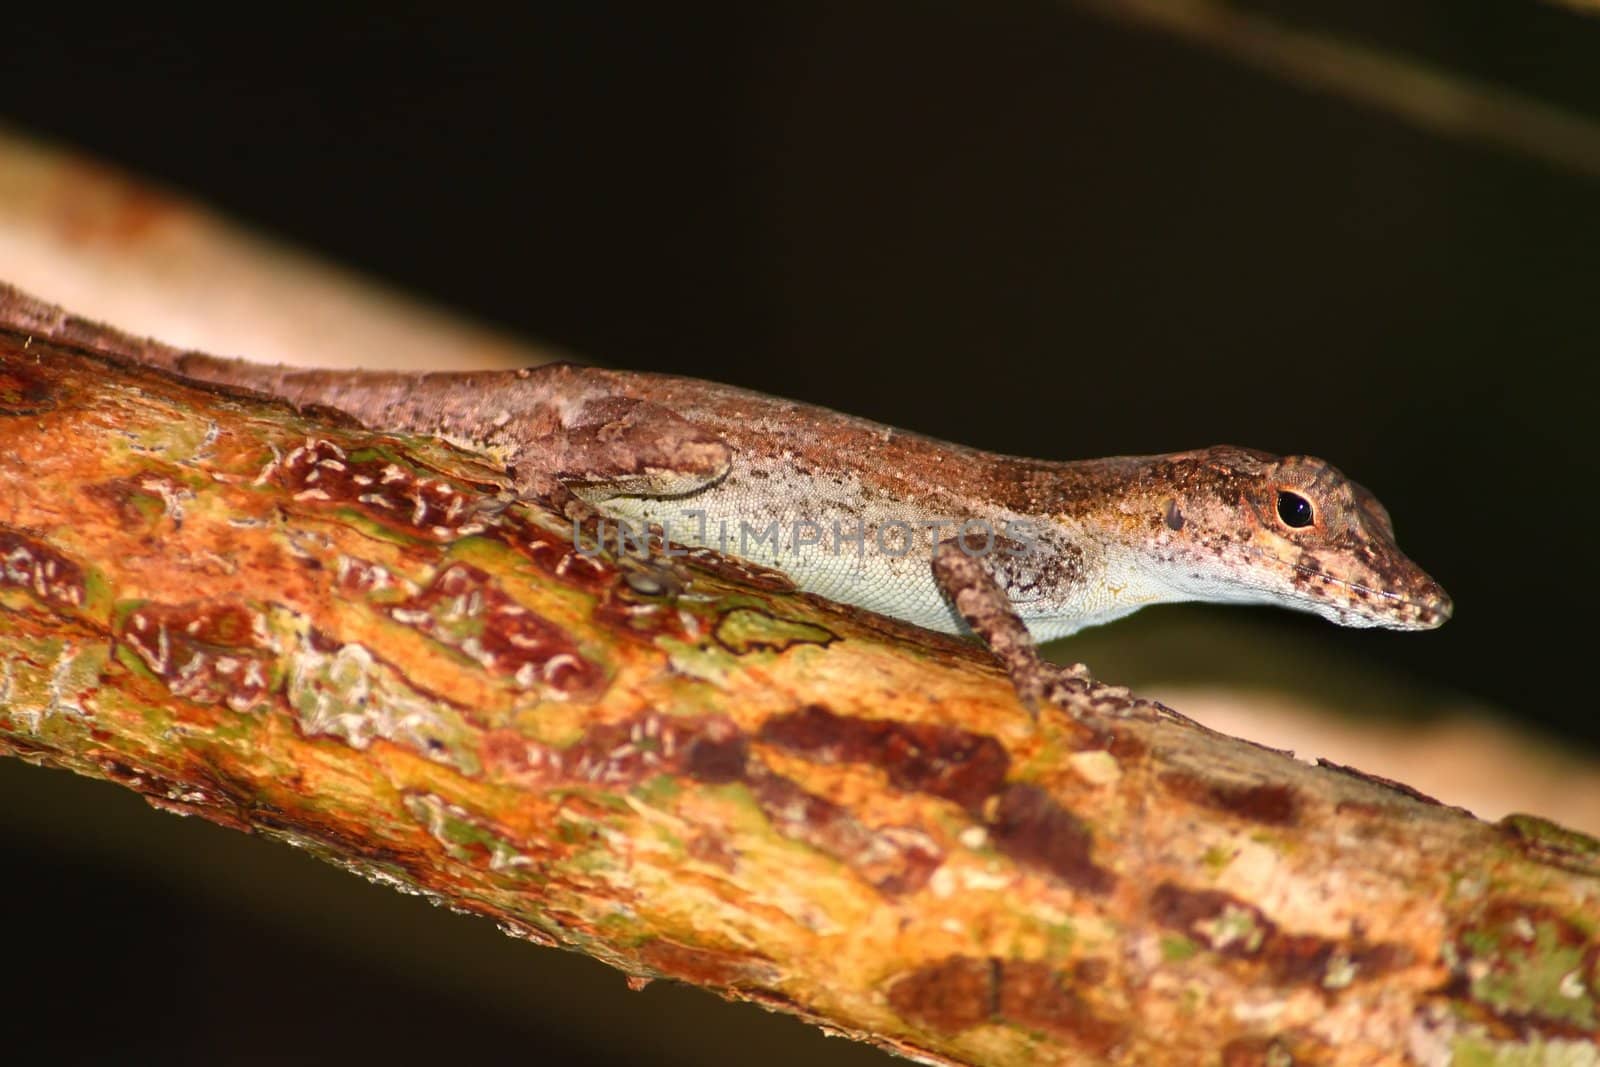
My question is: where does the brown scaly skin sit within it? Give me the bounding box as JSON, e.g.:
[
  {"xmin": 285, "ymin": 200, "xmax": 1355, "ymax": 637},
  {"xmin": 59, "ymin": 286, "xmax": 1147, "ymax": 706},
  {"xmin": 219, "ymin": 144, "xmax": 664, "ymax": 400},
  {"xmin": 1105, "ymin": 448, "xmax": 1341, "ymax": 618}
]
[{"xmin": 4, "ymin": 288, "xmax": 1449, "ymax": 717}]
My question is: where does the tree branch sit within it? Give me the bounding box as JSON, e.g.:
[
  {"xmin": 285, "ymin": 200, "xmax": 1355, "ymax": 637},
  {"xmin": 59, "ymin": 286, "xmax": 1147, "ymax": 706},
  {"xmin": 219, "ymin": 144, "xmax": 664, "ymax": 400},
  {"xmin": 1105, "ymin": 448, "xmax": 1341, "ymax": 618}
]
[
  {"xmin": 1066, "ymin": 0, "xmax": 1600, "ymax": 181},
  {"xmin": 1, "ymin": 286, "xmax": 1595, "ymax": 1066}
]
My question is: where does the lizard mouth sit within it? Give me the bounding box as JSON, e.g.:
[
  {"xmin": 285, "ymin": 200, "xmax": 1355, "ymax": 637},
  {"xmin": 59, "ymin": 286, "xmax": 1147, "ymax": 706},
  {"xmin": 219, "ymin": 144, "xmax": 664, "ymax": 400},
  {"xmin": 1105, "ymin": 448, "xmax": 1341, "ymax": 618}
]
[{"xmin": 1244, "ymin": 545, "xmax": 1453, "ymax": 628}]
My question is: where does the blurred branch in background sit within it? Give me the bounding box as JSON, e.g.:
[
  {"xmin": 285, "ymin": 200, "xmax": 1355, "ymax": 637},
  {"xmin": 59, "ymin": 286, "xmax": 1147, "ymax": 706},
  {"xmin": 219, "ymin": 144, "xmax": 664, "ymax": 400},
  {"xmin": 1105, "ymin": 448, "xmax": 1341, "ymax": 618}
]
[
  {"xmin": 0, "ymin": 125, "xmax": 561, "ymax": 371},
  {"xmin": 1068, "ymin": 0, "xmax": 1600, "ymax": 179}
]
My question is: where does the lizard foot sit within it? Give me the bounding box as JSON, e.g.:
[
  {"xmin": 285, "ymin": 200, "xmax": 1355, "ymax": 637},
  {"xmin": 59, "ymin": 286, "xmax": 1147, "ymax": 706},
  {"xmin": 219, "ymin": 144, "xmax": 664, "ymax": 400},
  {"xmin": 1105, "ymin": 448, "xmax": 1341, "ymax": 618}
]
[{"xmin": 932, "ymin": 539, "xmax": 1099, "ymax": 719}]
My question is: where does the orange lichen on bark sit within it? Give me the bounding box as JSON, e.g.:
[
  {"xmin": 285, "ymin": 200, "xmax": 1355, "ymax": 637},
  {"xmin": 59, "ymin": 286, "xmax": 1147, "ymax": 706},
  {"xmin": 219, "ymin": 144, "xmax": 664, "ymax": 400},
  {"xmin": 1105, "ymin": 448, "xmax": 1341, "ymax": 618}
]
[{"xmin": 0, "ymin": 300, "xmax": 1597, "ymax": 1066}]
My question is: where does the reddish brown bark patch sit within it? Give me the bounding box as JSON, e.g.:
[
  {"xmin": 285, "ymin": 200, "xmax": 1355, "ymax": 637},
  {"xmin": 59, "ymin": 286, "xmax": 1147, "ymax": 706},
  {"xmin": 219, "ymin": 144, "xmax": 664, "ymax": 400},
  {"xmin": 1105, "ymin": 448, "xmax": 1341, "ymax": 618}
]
[
  {"xmin": 590, "ymin": 579, "xmax": 698, "ymax": 643},
  {"xmin": 685, "ymin": 830, "xmax": 738, "ymax": 872},
  {"xmin": 482, "ymin": 709, "xmax": 750, "ymax": 790},
  {"xmin": 1222, "ymin": 1033, "xmax": 1336, "ymax": 1067},
  {"xmin": 683, "ymin": 730, "xmax": 751, "ymax": 784},
  {"xmin": 986, "ymin": 784, "xmax": 1114, "ymax": 895},
  {"xmin": 887, "ymin": 956, "xmax": 995, "ymax": 1033},
  {"xmin": 1148, "ymin": 882, "xmax": 1408, "ymax": 989},
  {"xmin": 888, "ymin": 956, "xmax": 1124, "ymax": 1053},
  {"xmin": 1099, "ymin": 726, "xmax": 1149, "ymax": 760},
  {"xmin": 637, "ymin": 938, "xmax": 778, "ymax": 989},
  {"xmin": 1073, "ymin": 957, "xmax": 1111, "ymax": 985},
  {"xmin": 120, "ymin": 601, "xmax": 275, "ymax": 713},
  {"xmin": 1161, "ymin": 771, "xmax": 1303, "ymax": 827},
  {"xmin": 0, "ymin": 528, "xmax": 87, "ymax": 610},
  {"xmin": 1332, "ymin": 798, "xmax": 1389, "ymax": 819},
  {"xmin": 482, "ymin": 710, "xmax": 942, "ymax": 894},
  {"xmin": 503, "ymin": 513, "xmax": 701, "ymax": 647},
  {"xmin": 482, "ymin": 711, "xmax": 742, "ymax": 788},
  {"xmin": 1220, "ymin": 1036, "xmax": 1278, "ymax": 1067},
  {"xmin": 389, "ymin": 562, "xmax": 604, "ymax": 695},
  {"xmin": 274, "ymin": 438, "xmax": 499, "ymax": 541},
  {"xmin": 1266, "ymin": 933, "xmax": 1408, "ymax": 988},
  {"xmin": 332, "ymin": 556, "xmax": 402, "ymax": 597},
  {"xmin": 84, "ymin": 473, "xmax": 186, "ymax": 531},
  {"xmin": 998, "ymin": 960, "xmax": 1124, "ymax": 1054},
  {"xmin": 746, "ymin": 768, "xmax": 942, "ymax": 894},
  {"xmin": 1150, "ymin": 884, "xmax": 1272, "ymax": 959},
  {"xmin": 0, "ymin": 362, "xmax": 56, "ymax": 414},
  {"xmin": 758, "ymin": 705, "xmax": 1009, "ymax": 815},
  {"xmin": 500, "ymin": 513, "xmax": 620, "ymax": 594}
]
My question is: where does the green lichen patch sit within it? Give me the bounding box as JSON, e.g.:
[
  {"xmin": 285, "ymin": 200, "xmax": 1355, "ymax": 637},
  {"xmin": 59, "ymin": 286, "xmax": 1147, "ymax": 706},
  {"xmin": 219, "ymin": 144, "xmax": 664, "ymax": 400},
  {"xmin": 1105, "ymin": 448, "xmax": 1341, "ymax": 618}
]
[
  {"xmin": 1194, "ymin": 902, "xmax": 1267, "ymax": 954},
  {"xmin": 286, "ymin": 637, "xmax": 483, "ymax": 775},
  {"xmin": 657, "ymin": 635, "xmax": 741, "ymax": 686},
  {"xmin": 111, "ymin": 410, "xmax": 227, "ymax": 466},
  {"xmin": 1160, "ymin": 935, "xmax": 1199, "ymax": 962},
  {"xmin": 0, "ymin": 636, "xmax": 110, "ymax": 737},
  {"xmin": 1455, "ymin": 900, "xmax": 1597, "ymax": 1032},
  {"xmin": 1449, "ymin": 1033, "xmax": 1600, "ymax": 1067},
  {"xmin": 712, "ymin": 607, "xmax": 836, "ymax": 656},
  {"xmin": 1501, "ymin": 814, "xmax": 1600, "ymax": 880},
  {"xmin": 635, "ymin": 773, "xmax": 684, "ymax": 808}
]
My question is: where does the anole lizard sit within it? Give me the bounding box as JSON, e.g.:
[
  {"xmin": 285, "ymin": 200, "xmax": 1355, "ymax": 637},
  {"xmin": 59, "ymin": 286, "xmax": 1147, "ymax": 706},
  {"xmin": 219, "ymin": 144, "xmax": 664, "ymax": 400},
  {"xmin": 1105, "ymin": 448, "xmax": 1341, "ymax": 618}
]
[{"xmin": 111, "ymin": 352, "xmax": 1451, "ymax": 714}]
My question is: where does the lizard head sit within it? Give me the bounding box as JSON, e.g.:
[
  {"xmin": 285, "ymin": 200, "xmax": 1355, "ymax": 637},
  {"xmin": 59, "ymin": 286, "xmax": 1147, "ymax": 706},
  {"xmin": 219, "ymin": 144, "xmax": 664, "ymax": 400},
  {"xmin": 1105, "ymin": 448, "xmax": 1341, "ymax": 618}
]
[{"xmin": 1143, "ymin": 447, "xmax": 1451, "ymax": 630}]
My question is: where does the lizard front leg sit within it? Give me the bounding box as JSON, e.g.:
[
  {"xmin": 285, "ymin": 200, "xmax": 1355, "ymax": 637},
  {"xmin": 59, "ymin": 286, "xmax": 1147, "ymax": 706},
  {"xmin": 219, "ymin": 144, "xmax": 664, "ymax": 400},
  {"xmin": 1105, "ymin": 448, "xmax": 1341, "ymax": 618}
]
[{"xmin": 931, "ymin": 539, "xmax": 1091, "ymax": 716}]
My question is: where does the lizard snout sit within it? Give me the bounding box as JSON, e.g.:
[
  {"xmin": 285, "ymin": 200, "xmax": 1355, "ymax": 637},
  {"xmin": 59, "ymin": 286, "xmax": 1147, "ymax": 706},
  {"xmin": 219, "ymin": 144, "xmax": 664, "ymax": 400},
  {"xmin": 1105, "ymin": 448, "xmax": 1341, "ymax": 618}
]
[{"xmin": 1404, "ymin": 574, "xmax": 1452, "ymax": 629}]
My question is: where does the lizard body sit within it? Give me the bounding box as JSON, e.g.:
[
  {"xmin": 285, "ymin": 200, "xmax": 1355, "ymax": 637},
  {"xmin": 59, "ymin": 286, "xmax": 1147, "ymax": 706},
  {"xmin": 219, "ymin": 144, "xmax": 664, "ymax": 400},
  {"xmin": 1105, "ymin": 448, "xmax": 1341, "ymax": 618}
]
[{"xmin": 125, "ymin": 353, "xmax": 1453, "ymax": 710}]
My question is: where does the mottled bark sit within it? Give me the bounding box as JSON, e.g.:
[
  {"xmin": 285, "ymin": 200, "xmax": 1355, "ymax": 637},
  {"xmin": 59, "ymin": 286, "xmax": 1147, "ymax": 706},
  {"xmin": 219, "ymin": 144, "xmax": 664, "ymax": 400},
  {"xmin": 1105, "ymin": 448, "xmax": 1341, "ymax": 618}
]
[{"xmin": 1, "ymin": 290, "xmax": 1596, "ymax": 1066}]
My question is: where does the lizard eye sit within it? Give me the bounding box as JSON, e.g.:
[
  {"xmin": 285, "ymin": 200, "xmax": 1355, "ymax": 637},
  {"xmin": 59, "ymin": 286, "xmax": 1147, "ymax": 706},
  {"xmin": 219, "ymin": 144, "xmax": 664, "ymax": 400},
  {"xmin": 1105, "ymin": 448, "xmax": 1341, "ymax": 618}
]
[{"xmin": 1276, "ymin": 490, "xmax": 1315, "ymax": 529}]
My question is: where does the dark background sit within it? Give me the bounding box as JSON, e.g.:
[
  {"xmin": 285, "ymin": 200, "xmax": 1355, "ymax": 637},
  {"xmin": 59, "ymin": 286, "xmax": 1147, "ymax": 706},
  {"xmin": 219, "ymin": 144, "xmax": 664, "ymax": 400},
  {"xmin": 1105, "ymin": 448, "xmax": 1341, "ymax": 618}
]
[{"xmin": 2, "ymin": 3, "xmax": 1596, "ymax": 1063}]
